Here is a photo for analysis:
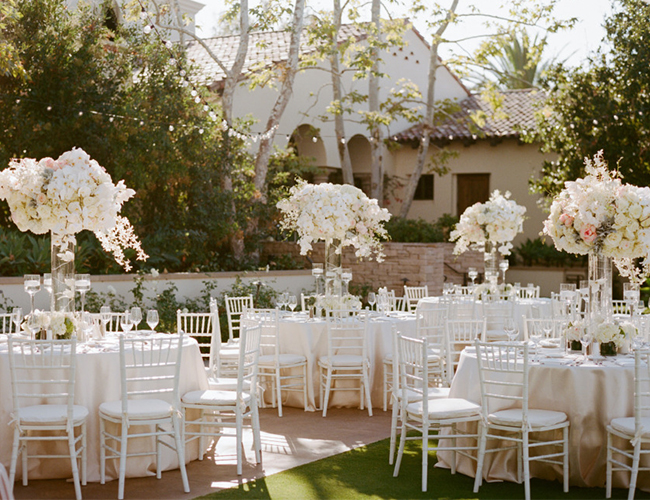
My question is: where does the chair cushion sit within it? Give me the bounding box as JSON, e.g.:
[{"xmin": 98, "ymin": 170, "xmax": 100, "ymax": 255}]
[
  {"xmin": 207, "ymin": 377, "xmax": 251, "ymax": 391},
  {"xmin": 259, "ymin": 353, "xmax": 306, "ymax": 366},
  {"xmin": 99, "ymin": 399, "xmax": 173, "ymax": 419},
  {"xmin": 406, "ymin": 397, "xmax": 480, "ymax": 419},
  {"xmin": 489, "ymin": 408, "xmax": 568, "ymax": 428},
  {"xmin": 17, "ymin": 404, "xmax": 89, "ymax": 425},
  {"xmin": 319, "ymin": 355, "xmax": 364, "ymax": 367},
  {"xmin": 610, "ymin": 417, "xmax": 650, "ymax": 437},
  {"xmin": 398, "ymin": 387, "xmax": 450, "ymax": 403},
  {"xmin": 485, "ymin": 329, "xmax": 508, "ymax": 341},
  {"xmin": 182, "ymin": 389, "xmax": 251, "ymax": 406},
  {"xmin": 219, "ymin": 346, "xmax": 240, "ymax": 359}
]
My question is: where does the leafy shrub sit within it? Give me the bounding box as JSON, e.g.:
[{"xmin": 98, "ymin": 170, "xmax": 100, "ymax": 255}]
[
  {"xmin": 512, "ymin": 238, "xmax": 586, "ymax": 267},
  {"xmin": 385, "ymin": 214, "xmax": 459, "ymax": 244}
]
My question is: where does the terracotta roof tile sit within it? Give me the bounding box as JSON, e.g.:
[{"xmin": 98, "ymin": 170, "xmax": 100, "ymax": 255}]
[{"xmin": 393, "ymin": 88, "xmax": 546, "ymax": 142}]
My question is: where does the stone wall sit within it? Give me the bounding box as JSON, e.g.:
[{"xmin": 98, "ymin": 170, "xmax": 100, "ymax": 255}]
[{"xmin": 262, "ymin": 241, "xmax": 484, "ymax": 296}]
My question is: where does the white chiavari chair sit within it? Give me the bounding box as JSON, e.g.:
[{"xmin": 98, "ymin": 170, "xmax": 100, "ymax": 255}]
[
  {"xmin": 393, "ymin": 335, "xmax": 482, "ymax": 492},
  {"xmin": 606, "ymin": 347, "xmax": 650, "ymax": 500},
  {"xmin": 403, "ymin": 285, "xmax": 429, "ymax": 313},
  {"xmin": 8, "ymin": 338, "xmax": 88, "ymax": 500},
  {"xmin": 473, "ymin": 340, "xmax": 570, "ymax": 500},
  {"xmin": 445, "ymin": 318, "xmax": 486, "ymax": 384},
  {"xmin": 480, "ymin": 293, "xmax": 513, "ymax": 341},
  {"xmin": 99, "ymin": 334, "xmax": 189, "ymax": 500},
  {"xmin": 224, "ymin": 294, "xmax": 254, "ymax": 344}
]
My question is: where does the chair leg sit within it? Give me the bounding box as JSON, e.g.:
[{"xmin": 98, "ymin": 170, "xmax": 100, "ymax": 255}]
[
  {"xmin": 172, "ymin": 414, "xmax": 190, "ymax": 493},
  {"xmin": 81, "ymin": 421, "xmax": 87, "ymax": 486},
  {"xmin": 276, "ymin": 367, "xmax": 283, "ymax": 417},
  {"xmin": 363, "ymin": 365, "xmax": 373, "ymax": 417},
  {"xmin": 322, "ymin": 367, "xmax": 333, "ymax": 417},
  {"xmin": 563, "ymin": 425, "xmax": 569, "ymax": 493},
  {"xmin": 629, "ymin": 442, "xmax": 642, "ymax": 500},
  {"xmin": 302, "ymin": 363, "xmax": 308, "ymax": 412},
  {"xmin": 236, "ymin": 411, "xmax": 244, "ymax": 475},
  {"xmin": 522, "ymin": 431, "xmax": 531, "ymax": 500},
  {"xmin": 22, "ymin": 437, "xmax": 27, "ymax": 486},
  {"xmin": 393, "ymin": 417, "xmax": 408, "ymax": 477},
  {"xmin": 473, "ymin": 424, "xmax": 487, "ymax": 493},
  {"xmin": 451, "ymin": 423, "xmax": 457, "ymax": 475},
  {"xmin": 9, "ymin": 426, "xmax": 20, "ymax": 489},
  {"xmin": 156, "ymin": 424, "xmax": 162, "ymax": 479},
  {"xmin": 67, "ymin": 425, "xmax": 82, "ymax": 500},
  {"xmin": 118, "ymin": 420, "xmax": 129, "ymax": 500},
  {"xmin": 252, "ymin": 404, "xmax": 262, "ymax": 465},
  {"xmin": 606, "ymin": 431, "xmax": 613, "ymax": 499},
  {"xmin": 421, "ymin": 426, "xmax": 428, "ymax": 492},
  {"xmin": 389, "ymin": 396, "xmax": 400, "ymax": 465},
  {"xmin": 100, "ymin": 417, "xmax": 106, "ymax": 484}
]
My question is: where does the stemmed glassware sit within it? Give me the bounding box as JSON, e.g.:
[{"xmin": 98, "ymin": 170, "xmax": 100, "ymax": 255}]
[
  {"xmin": 580, "ymin": 330, "xmax": 593, "ymax": 365},
  {"xmin": 147, "ymin": 310, "xmax": 159, "ymax": 332},
  {"xmin": 529, "ymin": 327, "xmax": 543, "ymax": 363},
  {"xmin": 467, "ymin": 267, "xmax": 478, "ymax": 286},
  {"xmin": 499, "ymin": 260, "xmax": 509, "ymax": 284},
  {"xmin": 100, "ymin": 305, "xmax": 111, "ymax": 337},
  {"xmin": 43, "ymin": 273, "xmax": 53, "ymax": 310},
  {"xmin": 341, "ymin": 268, "xmax": 353, "ymax": 294},
  {"xmin": 278, "ymin": 292, "xmax": 289, "ymax": 311},
  {"xmin": 367, "ymin": 292, "xmax": 376, "ymax": 311},
  {"xmin": 23, "ymin": 274, "xmax": 40, "ymax": 317},
  {"xmin": 80, "ymin": 312, "xmax": 94, "ymax": 342},
  {"xmin": 624, "ymin": 282, "xmax": 641, "ymax": 316},
  {"xmin": 11, "ymin": 307, "xmax": 22, "ymax": 335},
  {"xmin": 75, "ymin": 274, "xmax": 91, "ymax": 312},
  {"xmin": 120, "ymin": 311, "xmax": 133, "ymax": 335},
  {"xmin": 504, "ymin": 317, "xmax": 518, "ymax": 342},
  {"xmin": 130, "ymin": 307, "xmax": 142, "ymax": 331},
  {"xmin": 288, "ymin": 295, "xmax": 297, "ymax": 312}
]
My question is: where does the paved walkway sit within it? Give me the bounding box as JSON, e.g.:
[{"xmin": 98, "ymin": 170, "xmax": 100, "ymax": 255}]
[{"xmin": 11, "ymin": 407, "xmax": 391, "ymax": 499}]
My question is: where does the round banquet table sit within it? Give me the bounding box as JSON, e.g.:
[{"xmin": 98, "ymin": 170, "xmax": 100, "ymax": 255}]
[
  {"xmin": 0, "ymin": 333, "xmax": 209, "ymax": 483},
  {"xmin": 437, "ymin": 347, "xmax": 649, "ymax": 491},
  {"xmin": 271, "ymin": 311, "xmax": 416, "ymax": 411}
]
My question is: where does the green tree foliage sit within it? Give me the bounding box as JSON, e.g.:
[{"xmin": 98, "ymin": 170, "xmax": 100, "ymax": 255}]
[
  {"xmin": 0, "ymin": 0, "xmax": 303, "ymax": 274},
  {"xmin": 525, "ymin": 0, "xmax": 650, "ymax": 200}
]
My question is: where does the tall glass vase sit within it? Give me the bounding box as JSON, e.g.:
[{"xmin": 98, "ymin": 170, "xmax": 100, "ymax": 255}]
[
  {"xmin": 483, "ymin": 241, "xmax": 500, "ymax": 287},
  {"xmin": 324, "ymin": 238, "xmax": 342, "ymax": 297},
  {"xmin": 51, "ymin": 232, "xmax": 75, "ymax": 313},
  {"xmin": 587, "ymin": 252, "xmax": 613, "ymax": 334}
]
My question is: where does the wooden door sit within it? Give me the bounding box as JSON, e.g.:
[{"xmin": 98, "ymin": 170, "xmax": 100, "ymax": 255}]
[{"xmin": 456, "ymin": 174, "xmax": 490, "ymax": 215}]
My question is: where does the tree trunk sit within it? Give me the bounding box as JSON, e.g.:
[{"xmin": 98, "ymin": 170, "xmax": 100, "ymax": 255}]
[
  {"xmin": 368, "ymin": 0, "xmax": 383, "ymax": 202},
  {"xmin": 399, "ymin": 0, "xmax": 459, "ymax": 219},
  {"xmin": 331, "ymin": 0, "xmax": 353, "ymax": 185},
  {"xmin": 253, "ymin": 0, "xmax": 306, "ymax": 197}
]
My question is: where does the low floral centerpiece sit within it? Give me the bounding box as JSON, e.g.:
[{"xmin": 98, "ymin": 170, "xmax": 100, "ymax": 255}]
[
  {"xmin": 0, "ymin": 148, "xmax": 147, "ymax": 312},
  {"xmin": 277, "ymin": 180, "xmax": 390, "ymax": 309},
  {"xmin": 593, "ymin": 320, "xmax": 636, "ymax": 356},
  {"xmin": 23, "ymin": 311, "xmax": 77, "ymax": 340},
  {"xmin": 450, "ymin": 190, "xmax": 526, "ymax": 286},
  {"xmin": 563, "ymin": 320, "xmax": 585, "ymax": 352}
]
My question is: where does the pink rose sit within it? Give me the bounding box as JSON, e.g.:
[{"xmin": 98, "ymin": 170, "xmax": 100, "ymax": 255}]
[
  {"xmin": 559, "ymin": 213, "xmax": 574, "ymax": 227},
  {"xmin": 580, "ymin": 224, "xmax": 598, "ymax": 244},
  {"xmin": 40, "ymin": 157, "xmax": 56, "ymax": 170}
]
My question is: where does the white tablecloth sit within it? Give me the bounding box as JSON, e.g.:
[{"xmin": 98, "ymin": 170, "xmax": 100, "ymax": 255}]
[
  {"xmin": 0, "ymin": 334, "xmax": 209, "ymax": 482},
  {"xmin": 272, "ymin": 311, "xmax": 416, "ymax": 411},
  {"xmin": 438, "ymin": 349, "xmax": 647, "ymax": 490}
]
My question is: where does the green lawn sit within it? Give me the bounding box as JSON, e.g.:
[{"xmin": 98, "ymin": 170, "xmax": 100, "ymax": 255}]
[{"xmin": 196, "ymin": 437, "xmax": 650, "ymax": 500}]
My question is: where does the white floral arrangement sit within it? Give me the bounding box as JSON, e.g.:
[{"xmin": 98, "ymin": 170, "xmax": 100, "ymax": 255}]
[
  {"xmin": 450, "ymin": 190, "xmax": 526, "ymax": 256},
  {"xmin": 563, "ymin": 321, "xmax": 585, "ymax": 343},
  {"xmin": 543, "ymin": 151, "xmax": 650, "ymax": 280},
  {"xmin": 23, "ymin": 310, "xmax": 77, "ymax": 340},
  {"xmin": 276, "ymin": 180, "xmax": 391, "ymax": 261},
  {"xmin": 317, "ymin": 294, "xmax": 362, "ymax": 311},
  {"xmin": 593, "ymin": 320, "xmax": 634, "ymax": 347},
  {"xmin": 0, "ymin": 148, "xmax": 147, "ymax": 270}
]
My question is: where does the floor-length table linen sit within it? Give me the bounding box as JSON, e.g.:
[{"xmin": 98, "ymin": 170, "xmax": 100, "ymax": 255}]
[
  {"xmin": 271, "ymin": 311, "xmax": 416, "ymax": 411},
  {"xmin": 438, "ymin": 349, "xmax": 649, "ymax": 491},
  {"xmin": 0, "ymin": 334, "xmax": 209, "ymax": 483}
]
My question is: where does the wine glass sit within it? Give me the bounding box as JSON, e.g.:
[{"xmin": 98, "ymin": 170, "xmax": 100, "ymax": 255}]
[
  {"xmin": 120, "ymin": 311, "xmax": 133, "ymax": 335},
  {"xmin": 80, "ymin": 311, "xmax": 94, "ymax": 342},
  {"xmin": 23, "ymin": 274, "xmax": 40, "ymax": 316},
  {"xmin": 75, "ymin": 274, "xmax": 91, "ymax": 312},
  {"xmin": 288, "ymin": 295, "xmax": 297, "ymax": 312},
  {"xmin": 11, "ymin": 307, "xmax": 22, "ymax": 335},
  {"xmin": 504, "ymin": 317, "xmax": 518, "ymax": 342},
  {"xmin": 580, "ymin": 330, "xmax": 593, "ymax": 365},
  {"xmin": 279, "ymin": 292, "xmax": 289, "ymax": 311},
  {"xmin": 130, "ymin": 306, "xmax": 142, "ymax": 331},
  {"xmin": 467, "ymin": 267, "xmax": 478, "ymax": 286},
  {"xmin": 100, "ymin": 305, "xmax": 112, "ymax": 331},
  {"xmin": 147, "ymin": 310, "xmax": 159, "ymax": 332},
  {"xmin": 529, "ymin": 328, "xmax": 543, "ymax": 363},
  {"xmin": 368, "ymin": 292, "xmax": 376, "ymax": 310}
]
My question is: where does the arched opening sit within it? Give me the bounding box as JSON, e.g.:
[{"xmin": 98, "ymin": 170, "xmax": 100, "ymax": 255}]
[
  {"xmin": 348, "ymin": 134, "xmax": 371, "ymax": 195},
  {"xmin": 289, "ymin": 124, "xmax": 327, "ymax": 170}
]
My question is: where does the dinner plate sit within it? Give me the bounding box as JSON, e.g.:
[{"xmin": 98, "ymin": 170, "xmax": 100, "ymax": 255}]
[
  {"xmin": 539, "ymin": 357, "xmax": 571, "ymax": 366},
  {"xmin": 543, "ymin": 350, "xmax": 565, "ymax": 358}
]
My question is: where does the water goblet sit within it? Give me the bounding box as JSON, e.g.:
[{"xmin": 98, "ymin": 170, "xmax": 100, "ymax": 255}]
[
  {"xmin": 80, "ymin": 312, "xmax": 94, "ymax": 342},
  {"xmin": 288, "ymin": 295, "xmax": 297, "ymax": 312},
  {"xmin": 130, "ymin": 306, "xmax": 142, "ymax": 331},
  {"xmin": 499, "ymin": 260, "xmax": 509, "ymax": 284},
  {"xmin": 147, "ymin": 310, "xmax": 159, "ymax": 332},
  {"xmin": 24, "ymin": 274, "xmax": 41, "ymax": 316},
  {"xmin": 467, "ymin": 267, "xmax": 478, "ymax": 286},
  {"xmin": 367, "ymin": 292, "xmax": 376, "ymax": 310},
  {"xmin": 580, "ymin": 331, "xmax": 593, "ymax": 365},
  {"xmin": 504, "ymin": 317, "xmax": 518, "ymax": 343},
  {"xmin": 11, "ymin": 307, "xmax": 22, "ymax": 335},
  {"xmin": 75, "ymin": 274, "xmax": 91, "ymax": 312},
  {"xmin": 100, "ymin": 305, "xmax": 112, "ymax": 332},
  {"xmin": 529, "ymin": 329, "xmax": 543, "ymax": 363},
  {"xmin": 120, "ymin": 311, "xmax": 133, "ymax": 335},
  {"xmin": 278, "ymin": 292, "xmax": 289, "ymax": 311}
]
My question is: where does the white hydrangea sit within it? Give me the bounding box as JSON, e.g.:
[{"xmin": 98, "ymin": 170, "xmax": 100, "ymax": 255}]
[
  {"xmin": 0, "ymin": 148, "xmax": 147, "ymax": 270},
  {"xmin": 450, "ymin": 190, "xmax": 526, "ymax": 256},
  {"xmin": 276, "ymin": 180, "xmax": 391, "ymax": 262}
]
